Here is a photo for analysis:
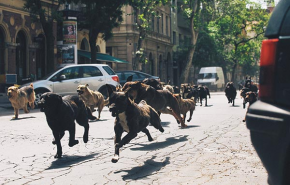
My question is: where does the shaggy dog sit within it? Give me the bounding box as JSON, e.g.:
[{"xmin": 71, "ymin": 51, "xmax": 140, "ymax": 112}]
[
  {"xmin": 225, "ymin": 82, "xmax": 237, "ymax": 106},
  {"xmin": 38, "ymin": 93, "xmax": 96, "ymax": 158},
  {"xmin": 7, "ymin": 83, "xmax": 35, "ymax": 119},
  {"xmin": 197, "ymin": 85, "xmax": 210, "ymax": 106},
  {"xmin": 122, "ymin": 81, "xmax": 187, "ymax": 128},
  {"xmin": 173, "ymin": 94, "xmax": 196, "ymax": 123},
  {"xmin": 77, "ymin": 84, "xmax": 109, "ymax": 120},
  {"xmin": 142, "ymin": 78, "xmax": 163, "ymax": 90},
  {"xmin": 243, "ymin": 91, "xmax": 258, "ymax": 122},
  {"xmin": 106, "ymin": 85, "xmax": 164, "ymax": 163}
]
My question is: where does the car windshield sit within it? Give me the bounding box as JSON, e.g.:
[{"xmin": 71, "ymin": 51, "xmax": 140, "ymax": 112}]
[{"xmin": 198, "ymin": 73, "xmax": 217, "ymax": 79}]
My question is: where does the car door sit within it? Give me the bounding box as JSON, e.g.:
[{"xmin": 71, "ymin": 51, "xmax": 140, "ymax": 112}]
[
  {"xmin": 80, "ymin": 66, "xmax": 105, "ymax": 91},
  {"xmin": 51, "ymin": 66, "xmax": 81, "ymax": 96}
]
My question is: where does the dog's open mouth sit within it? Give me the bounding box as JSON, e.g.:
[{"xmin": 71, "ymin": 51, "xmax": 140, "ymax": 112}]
[{"xmin": 77, "ymin": 90, "xmax": 84, "ymax": 95}]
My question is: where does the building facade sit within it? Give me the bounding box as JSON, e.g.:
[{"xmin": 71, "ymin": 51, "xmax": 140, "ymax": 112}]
[
  {"xmin": 106, "ymin": 4, "xmax": 174, "ymax": 84},
  {"xmin": 0, "ymin": 0, "xmax": 58, "ymax": 92}
]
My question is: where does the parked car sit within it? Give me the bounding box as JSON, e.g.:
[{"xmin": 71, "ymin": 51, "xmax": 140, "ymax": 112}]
[
  {"xmin": 116, "ymin": 70, "xmax": 160, "ymax": 86},
  {"xmin": 23, "ymin": 64, "xmax": 119, "ymax": 106},
  {"xmin": 246, "ymin": 0, "xmax": 290, "ymax": 185}
]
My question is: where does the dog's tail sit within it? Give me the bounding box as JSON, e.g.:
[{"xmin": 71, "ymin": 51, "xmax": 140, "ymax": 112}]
[
  {"xmin": 149, "ymin": 107, "xmax": 164, "ymax": 133},
  {"xmin": 86, "ymin": 106, "xmax": 97, "ymax": 120},
  {"xmin": 104, "ymin": 97, "xmax": 109, "ymax": 106}
]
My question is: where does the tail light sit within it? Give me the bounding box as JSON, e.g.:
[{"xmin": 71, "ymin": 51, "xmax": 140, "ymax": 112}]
[
  {"xmin": 259, "ymin": 38, "xmax": 278, "ymax": 102},
  {"xmin": 112, "ymin": 76, "xmax": 119, "ymax": 82}
]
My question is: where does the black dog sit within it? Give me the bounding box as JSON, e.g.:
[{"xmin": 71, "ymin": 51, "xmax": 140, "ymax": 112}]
[
  {"xmin": 197, "ymin": 85, "xmax": 210, "ymax": 106},
  {"xmin": 225, "ymin": 82, "xmax": 237, "ymax": 106},
  {"xmin": 38, "ymin": 93, "xmax": 96, "ymax": 158},
  {"xmin": 106, "ymin": 85, "xmax": 164, "ymax": 163}
]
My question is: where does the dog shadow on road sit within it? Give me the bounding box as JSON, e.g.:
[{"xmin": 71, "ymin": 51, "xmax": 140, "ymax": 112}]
[
  {"xmin": 46, "ymin": 153, "xmax": 99, "ymax": 170},
  {"xmin": 130, "ymin": 135, "xmax": 188, "ymax": 151},
  {"xmin": 10, "ymin": 116, "xmax": 36, "ymax": 120},
  {"xmin": 114, "ymin": 156, "xmax": 170, "ymax": 181}
]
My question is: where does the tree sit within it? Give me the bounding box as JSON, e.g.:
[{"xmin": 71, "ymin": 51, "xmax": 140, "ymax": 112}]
[
  {"xmin": 24, "ymin": 0, "xmax": 64, "ymax": 73},
  {"xmin": 178, "ymin": 0, "xmax": 216, "ymax": 84},
  {"xmin": 70, "ymin": 0, "xmax": 126, "ymax": 63},
  {"xmin": 128, "ymin": 0, "xmax": 169, "ymax": 70},
  {"xmin": 209, "ymin": 0, "xmax": 269, "ymax": 82}
]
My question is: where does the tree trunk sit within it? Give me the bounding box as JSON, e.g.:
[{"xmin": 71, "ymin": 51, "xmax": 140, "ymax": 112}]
[
  {"xmin": 180, "ymin": 47, "xmax": 195, "ymax": 84},
  {"xmin": 231, "ymin": 60, "xmax": 237, "ymax": 83},
  {"xmin": 89, "ymin": 30, "xmax": 98, "ymax": 64}
]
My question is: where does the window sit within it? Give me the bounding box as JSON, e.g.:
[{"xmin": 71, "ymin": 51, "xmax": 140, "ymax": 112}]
[
  {"xmin": 103, "ymin": 66, "xmax": 116, "ymax": 75},
  {"xmin": 51, "ymin": 67, "xmax": 80, "ymax": 81},
  {"xmin": 166, "ymin": 16, "xmax": 169, "ymax": 36},
  {"xmin": 82, "ymin": 66, "xmax": 103, "ymax": 78},
  {"xmin": 161, "ymin": 14, "xmax": 164, "ymax": 34},
  {"xmin": 173, "ymin": 31, "xmax": 176, "ymax": 44},
  {"xmin": 151, "ymin": 15, "xmax": 155, "ymax": 31},
  {"xmin": 179, "ymin": 34, "xmax": 182, "ymax": 45},
  {"xmin": 157, "ymin": 11, "xmax": 160, "ymax": 33},
  {"xmin": 172, "ymin": 0, "xmax": 176, "ymax": 12}
]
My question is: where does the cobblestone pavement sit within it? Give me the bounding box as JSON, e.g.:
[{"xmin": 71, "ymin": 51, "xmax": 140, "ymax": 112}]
[{"xmin": 0, "ymin": 92, "xmax": 268, "ymax": 185}]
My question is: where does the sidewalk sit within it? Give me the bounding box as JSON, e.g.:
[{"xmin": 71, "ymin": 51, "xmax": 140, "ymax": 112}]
[{"xmin": 0, "ymin": 93, "xmax": 12, "ymax": 110}]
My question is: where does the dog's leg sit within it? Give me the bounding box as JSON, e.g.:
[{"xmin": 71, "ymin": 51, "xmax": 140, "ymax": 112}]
[
  {"xmin": 30, "ymin": 102, "xmax": 35, "ymax": 109},
  {"xmin": 187, "ymin": 109, "xmax": 194, "ymax": 122},
  {"xmin": 52, "ymin": 131, "xmax": 65, "ymax": 145},
  {"xmin": 23, "ymin": 104, "xmax": 29, "ymax": 113},
  {"xmin": 200, "ymin": 98, "xmax": 203, "ymax": 106},
  {"xmin": 52, "ymin": 131, "xmax": 62, "ymax": 158},
  {"xmin": 83, "ymin": 123, "xmax": 89, "ymax": 143},
  {"xmin": 142, "ymin": 128, "xmax": 153, "ymax": 141},
  {"xmin": 13, "ymin": 108, "xmax": 19, "ymax": 119},
  {"xmin": 149, "ymin": 111, "xmax": 164, "ymax": 133},
  {"xmin": 205, "ymin": 97, "xmax": 207, "ymax": 106},
  {"xmin": 68, "ymin": 124, "xmax": 79, "ymax": 147},
  {"xmin": 112, "ymin": 132, "xmax": 137, "ymax": 163},
  {"xmin": 112, "ymin": 124, "xmax": 123, "ymax": 163}
]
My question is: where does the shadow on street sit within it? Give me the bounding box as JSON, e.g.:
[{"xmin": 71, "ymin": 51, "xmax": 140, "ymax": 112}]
[
  {"xmin": 114, "ymin": 156, "xmax": 170, "ymax": 181},
  {"xmin": 46, "ymin": 153, "xmax": 99, "ymax": 170},
  {"xmin": 130, "ymin": 135, "xmax": 188, "ymax": 151}
]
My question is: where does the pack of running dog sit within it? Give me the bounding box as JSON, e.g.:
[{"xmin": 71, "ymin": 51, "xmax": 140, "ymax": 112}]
[{"xmin": 7, "ymin": 75, "xmax": 257, "ymax": 162}]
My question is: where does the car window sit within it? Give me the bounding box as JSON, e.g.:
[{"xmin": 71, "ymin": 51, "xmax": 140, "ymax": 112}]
[
  {"xmin": 137, "ymin": 73, "xmax": 148, "ymax": 78},
  {"xmin": 103, "ymin": 66, "xmax": 116, "ymax": 75},
  {"xmin": 82, "ymin": 66, "xmax": 103, "ymax": 78},
  {"xmin": 50, "ymin": 67, "xmax": 80, "ymax": 82},
  {"xmin": 125, "ymin": 72, "xmax": 139, "ymax": 80}
]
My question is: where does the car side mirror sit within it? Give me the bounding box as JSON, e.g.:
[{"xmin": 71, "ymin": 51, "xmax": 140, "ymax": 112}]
[
  {"xmin": 59, "ymin": 75, "xmax": 66, "ymax": 81},
  {"xmin": 216, "ymin": 76, "xmax": 219, "ymax": 81}
]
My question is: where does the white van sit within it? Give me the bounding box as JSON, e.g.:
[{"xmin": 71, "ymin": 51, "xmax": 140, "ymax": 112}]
[{"xmin": 197, "ymin": 67, "xmax": 225, "ymax": 91}]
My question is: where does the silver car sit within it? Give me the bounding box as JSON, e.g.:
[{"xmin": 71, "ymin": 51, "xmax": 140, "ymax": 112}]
[{"xmin": 24, "ymin": 64, "xmax": 120, "ymax": 105}]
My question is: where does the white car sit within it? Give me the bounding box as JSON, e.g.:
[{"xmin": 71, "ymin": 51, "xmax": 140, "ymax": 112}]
[{"xmin": 24, "ymin": 64, "xmax": 120, "ymax": 106}]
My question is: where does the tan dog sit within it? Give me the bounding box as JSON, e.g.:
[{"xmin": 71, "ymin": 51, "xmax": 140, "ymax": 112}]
[
  {"xmin": 77, "ymin": 84, "xmax": 109, "ymax": 120},
  {"xmin": 243, "ymin": 91, "xmax": 257, "ymax": 122},
  {"xmin": 173, "ymin": 94, "xmax": 196, "ymax": 123},
  {"xmin": 7, "ymin": 83, "xmax": 35, "ymax": 119}
]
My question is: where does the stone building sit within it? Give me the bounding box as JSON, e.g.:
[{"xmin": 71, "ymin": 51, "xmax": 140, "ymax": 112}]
[
  {"xmin": 0, "ymin": 0, "xmax": 58, "ymax": 92},
  {"xmin": 106, "ymin": 4, "xmax": 174, "ymax": 84}
]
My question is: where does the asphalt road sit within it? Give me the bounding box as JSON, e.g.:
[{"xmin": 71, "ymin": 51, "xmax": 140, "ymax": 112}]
[{"xmin": 0, "ymin": 92, "xmax": 268, "ymax": 185}]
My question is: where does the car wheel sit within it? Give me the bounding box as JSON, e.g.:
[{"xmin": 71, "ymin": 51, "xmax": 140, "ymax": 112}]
[{"xmin": 34, "ymin": 89, "xmax": 49, "ymax": 108}]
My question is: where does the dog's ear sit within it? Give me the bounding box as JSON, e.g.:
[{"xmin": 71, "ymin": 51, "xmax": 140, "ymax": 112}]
[
  {"xmin": 106, "ymin": 84, "xmax": 114, "ymax": 97},
  {"xmin": 85, "ymin": 84, "xmax": 89, "ymax": 87},
  {"xmin": 126, "ymin": 75, "xmax": 133, "ymax": 82}
]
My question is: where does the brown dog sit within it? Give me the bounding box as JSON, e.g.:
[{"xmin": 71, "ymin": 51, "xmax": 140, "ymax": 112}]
[
  {"xmin": 122, "ymin": 81, "xmax": 187, "ymax": 128},
  {"xmin": 77, "ymin": 84, "xmax": 109, "ymax": 120},
  {"xmin": 173, "ymin": 94, "xmax": 196, "ymax": 123},
  {"xmin": 243, "ymin": 91, "xmax": 258, "ymax": 122},
  {"xmin": 7, "ymin": 83, "xmax": 35, "ymax": 119}
]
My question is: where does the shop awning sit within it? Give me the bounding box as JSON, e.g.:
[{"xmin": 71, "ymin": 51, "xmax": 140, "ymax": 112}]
[{"xmin": 78, "ymin": 50, "xmax": 128, "ymax": 63}]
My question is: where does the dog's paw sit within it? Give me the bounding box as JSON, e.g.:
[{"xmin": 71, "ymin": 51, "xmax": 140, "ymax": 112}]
[
  {"xmin": 187, "ymin": 119, "xmax": 191, "ymax": 122},
  {"xmin": 83, "ymin": 135, "xmax": 88, "ymax": 143},
  {"xmin": 181, "ymin": 124, "xmax": 188, "ymax": 129},
  {"xmin": 242, "ymin": 119, "xmax": 246, "ymax": 122},
  {"xmin": 52, "ymin": 141, "xmax": 56, "ymax": 145},
  {"xmin": 54, "ymin": 153, "xmax": 62, "ymax": 158},
  {"xmin": 112, "ymin": 155, "xmax": 119, "ymax": 163},
  {"xmin": 159, "ymin": 127, "xmax": 164, "ymax": 133},
  {"xmin": 69, "ymin": 140, "xmax": 79, "ymax": 147}
]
